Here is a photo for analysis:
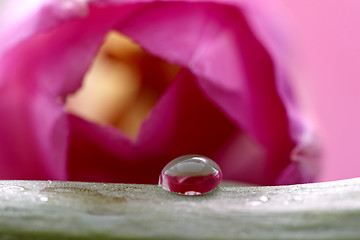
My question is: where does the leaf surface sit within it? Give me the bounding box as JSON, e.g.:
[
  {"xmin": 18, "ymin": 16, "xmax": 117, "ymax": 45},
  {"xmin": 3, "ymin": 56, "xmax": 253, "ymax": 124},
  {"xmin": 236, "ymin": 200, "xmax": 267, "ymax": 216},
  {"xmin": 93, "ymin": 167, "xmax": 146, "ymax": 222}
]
[{"xmin": 0, "ymin": 179, "xmax": 359, "ymax": 239}]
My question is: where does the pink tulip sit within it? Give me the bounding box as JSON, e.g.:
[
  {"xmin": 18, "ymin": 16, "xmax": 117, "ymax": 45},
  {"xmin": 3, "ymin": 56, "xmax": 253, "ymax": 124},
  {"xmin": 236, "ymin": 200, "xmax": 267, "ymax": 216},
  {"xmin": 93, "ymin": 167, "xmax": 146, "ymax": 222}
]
[{"xmin": 0, "ymin": 0, "xmax": 320, "ymax": 185}]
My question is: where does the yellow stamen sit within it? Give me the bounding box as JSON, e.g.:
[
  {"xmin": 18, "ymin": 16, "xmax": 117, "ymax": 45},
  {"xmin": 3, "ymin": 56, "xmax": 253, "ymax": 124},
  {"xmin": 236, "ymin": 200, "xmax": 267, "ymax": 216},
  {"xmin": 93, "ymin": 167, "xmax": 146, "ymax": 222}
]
[{"xmin": 66, "ymin": 31, "xmax": 180, "ymax": 139}]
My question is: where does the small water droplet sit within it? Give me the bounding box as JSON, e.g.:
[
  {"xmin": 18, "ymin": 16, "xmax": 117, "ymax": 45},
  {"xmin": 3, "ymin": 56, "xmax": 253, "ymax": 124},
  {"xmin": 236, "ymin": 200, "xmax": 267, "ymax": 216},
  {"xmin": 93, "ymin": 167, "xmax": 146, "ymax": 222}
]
[
  {"xmin": 47, "ymin": 180, "xmax": 53, "ymax": 184},
  {"xmin": 40, "ymin": 196, "xmax": 49, "ymax": 202},
  {"xmin": 159, "ymin": 155, "xmax": 222, "ymax": 195},
  {"xmin": 248, "ymin": 201, "xmax": 262, "ymax": 207},
  {"xmin": 259, "ymin": 196, "xmax": 269, "ymax": 202}
]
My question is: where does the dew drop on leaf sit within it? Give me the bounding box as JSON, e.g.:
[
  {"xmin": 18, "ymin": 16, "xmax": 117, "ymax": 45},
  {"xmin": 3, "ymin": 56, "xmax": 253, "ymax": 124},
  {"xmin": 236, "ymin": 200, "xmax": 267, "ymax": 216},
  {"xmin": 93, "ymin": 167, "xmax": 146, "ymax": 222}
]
[{"xmin": 159, "ymin": 155, "xmax": 222, "ymax": 195}]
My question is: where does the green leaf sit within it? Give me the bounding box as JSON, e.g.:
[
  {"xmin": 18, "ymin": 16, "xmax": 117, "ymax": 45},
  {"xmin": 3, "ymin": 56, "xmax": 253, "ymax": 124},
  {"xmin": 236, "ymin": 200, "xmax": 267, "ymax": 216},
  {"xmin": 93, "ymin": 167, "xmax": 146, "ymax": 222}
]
[{"xmin": 0, "ymin": 179, "xmax": 360, "ymax": 239}]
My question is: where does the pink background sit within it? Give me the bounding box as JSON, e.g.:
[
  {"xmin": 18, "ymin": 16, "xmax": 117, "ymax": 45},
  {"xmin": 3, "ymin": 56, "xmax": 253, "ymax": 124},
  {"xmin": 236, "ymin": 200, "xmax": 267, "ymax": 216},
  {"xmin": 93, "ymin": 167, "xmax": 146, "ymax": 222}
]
[
  {"xmin": 1, "ymin": 0, "xmax": 359, "ymax": 182},
  {"xmin": 282, "ymin": 0, "xmax": 360, "ymax": 181}
]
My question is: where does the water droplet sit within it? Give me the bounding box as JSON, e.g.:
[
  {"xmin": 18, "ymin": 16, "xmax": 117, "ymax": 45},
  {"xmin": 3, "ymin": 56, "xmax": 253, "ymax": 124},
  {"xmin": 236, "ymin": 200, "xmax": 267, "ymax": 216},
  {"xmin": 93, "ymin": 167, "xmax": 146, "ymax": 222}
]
[
  {"xmin": 159, "ymin": 155, "xmax": 222, "ymax": 195},
  {"xmin": 40, "ymin": 196, "xmax": 49, "ymax": 202},
  {"xmin": 259, "ymin": 196, "xmax": 269, "ymax": 202},
  {"xmin": 248, "ymin": 201, "xmax": 262, "ymax": 207}
]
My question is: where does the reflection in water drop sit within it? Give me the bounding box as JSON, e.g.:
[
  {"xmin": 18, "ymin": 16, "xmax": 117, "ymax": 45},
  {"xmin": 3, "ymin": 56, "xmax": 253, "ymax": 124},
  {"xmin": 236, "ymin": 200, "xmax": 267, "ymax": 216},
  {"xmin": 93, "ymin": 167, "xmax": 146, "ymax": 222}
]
[
  {"xmin": 159, "ymin": 155, "xmax": 222, "ymax": 195},
  {"xmin": 185, "ymin": 191, "xmax": 201, "ymax": 196}
]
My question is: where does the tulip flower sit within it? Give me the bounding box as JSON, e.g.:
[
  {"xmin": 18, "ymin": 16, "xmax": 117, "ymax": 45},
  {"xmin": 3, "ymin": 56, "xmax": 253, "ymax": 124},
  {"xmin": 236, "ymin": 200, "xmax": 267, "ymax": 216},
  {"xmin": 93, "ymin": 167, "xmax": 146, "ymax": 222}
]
[{"xmin": 0, "ymin": 0, "xmax": 320, "ymax": 185}]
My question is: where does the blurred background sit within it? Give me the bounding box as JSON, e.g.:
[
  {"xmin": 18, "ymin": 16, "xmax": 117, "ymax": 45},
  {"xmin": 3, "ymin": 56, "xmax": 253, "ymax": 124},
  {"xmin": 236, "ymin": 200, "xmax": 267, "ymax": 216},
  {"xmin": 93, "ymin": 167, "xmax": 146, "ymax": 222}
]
[
  {"xmin": 280, "ymin": 0, "xmax": 360, "ymax": 182},
  {"xmin": 1, "ymin": 0, "xmax": 360, "ymax": 182}
]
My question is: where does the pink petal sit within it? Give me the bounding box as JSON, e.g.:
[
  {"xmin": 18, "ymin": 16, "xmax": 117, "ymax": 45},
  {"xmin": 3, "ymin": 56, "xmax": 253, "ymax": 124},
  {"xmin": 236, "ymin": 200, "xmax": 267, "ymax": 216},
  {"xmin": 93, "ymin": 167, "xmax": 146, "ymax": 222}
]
[
  {"xmin": 0, "ymin": 0, "xmax": 320, "ymax": 184},
  {"xmin": 0, "ymin": 1, "xmax": 139, "ymax": 180},
  {"xmin": 0, "ymin": 83, "xmax": 68, "ymax": 180},
  {"xmin": 68, "ymin": 69, "xmax": 237, "ymax": 183},
  {"xmin": 113, "ymin": 1, "xmax": 320, "ymax": 183}
]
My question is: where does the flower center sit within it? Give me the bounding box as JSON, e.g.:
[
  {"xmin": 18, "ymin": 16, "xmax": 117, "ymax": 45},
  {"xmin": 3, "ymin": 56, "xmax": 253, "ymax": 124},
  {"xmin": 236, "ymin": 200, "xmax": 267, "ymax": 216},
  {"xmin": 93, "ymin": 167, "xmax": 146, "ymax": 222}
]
[{"xmin": 65, "ymin": 31, "xmax": 180, "ymax": 139}]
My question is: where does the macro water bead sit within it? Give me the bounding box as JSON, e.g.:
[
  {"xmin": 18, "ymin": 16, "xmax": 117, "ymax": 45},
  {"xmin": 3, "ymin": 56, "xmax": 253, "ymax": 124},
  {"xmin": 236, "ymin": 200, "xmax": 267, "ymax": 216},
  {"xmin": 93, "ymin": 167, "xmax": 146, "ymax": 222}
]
[{"xmin": 159, "ymin": 155, "xmax": 222, "ymax": 195}]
